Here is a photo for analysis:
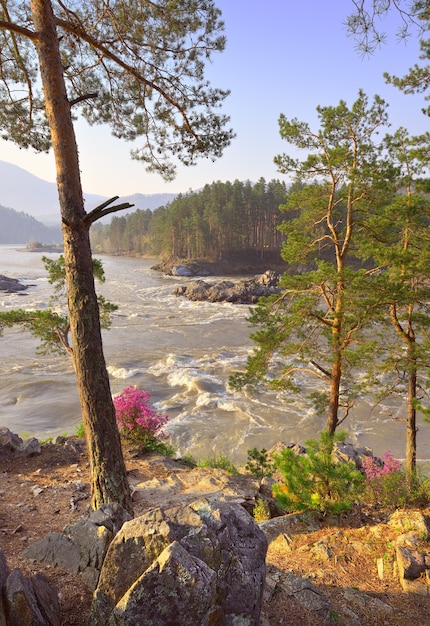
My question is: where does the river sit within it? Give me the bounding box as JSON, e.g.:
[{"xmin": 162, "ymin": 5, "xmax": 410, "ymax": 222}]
[{"xmin": 1, "ymin": 244, "xmax": 429, "ymax": 465}]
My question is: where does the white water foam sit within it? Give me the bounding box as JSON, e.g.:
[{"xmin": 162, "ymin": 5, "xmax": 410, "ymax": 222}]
[{"xmin": 107, "ymin": 365, "xmax": 140, "ymax": 379}]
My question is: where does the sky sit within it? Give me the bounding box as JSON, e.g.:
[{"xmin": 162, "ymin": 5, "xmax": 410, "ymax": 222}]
[{"xmin": 0, "ymin": 0, "xmax": 428, "ymax": 197}]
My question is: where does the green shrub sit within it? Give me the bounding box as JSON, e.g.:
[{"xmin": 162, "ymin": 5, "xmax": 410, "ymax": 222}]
[
  {"xmin": 75, "ymin": 422, "xmax": 85, "ymax": 438},
  {"xmin": 39, "ymin": 437, "xmax": 53, "ymax": 445},
  {"xmin": 199, "ymin": 454, "xmax": 238, "ymax": 475},
  {"xmin": 253, "ymin": 498, "xmax": 271, "ymax": 522},
  {"xmin": 273, "ymin": 431, "xmax": 364, "ymax": 515},
  {"xmin": 362, "ymin": 453, "xmax": 430, "ymax": 508},
  {"xmin": 409, "ymin": 474, "xmax": 430, "ymax": 507},
  {"xmin": 361, "ymin": 453, "xmax": 407, "ymax": 507},
  {"xmin": 245, "ymin": 448, "xmax": 274, "ymax": 482},
  {"xmin": 153, "ymin": 441, "xmax": 176, "ymax": 457}
]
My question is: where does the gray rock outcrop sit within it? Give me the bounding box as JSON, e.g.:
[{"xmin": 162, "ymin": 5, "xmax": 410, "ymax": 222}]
[
  {"xmin": 174, "ymin": 270, "xmax": 281, "ymax": 304},
  {"xmin": 89, "ymin": 498, "xmax": 268, "ymax": 626},
  {"xmin": 0, "ymin": 428, "xmax": 41, "ymax": 460},
  {"xmin": 23, "ymin": 503, "xmax": 132, "ymax": 591},
  {"xmin": 265, "ymin": 565, "xmax": 334, "ymax": 625},
  {"xmin": 128, "ymin": 455, "xmax": 264, "ymax": 514},
  {"xmin": 0, "ymin": 275, "xmax": 28, "ymax": 293},
  {"xmin": 169, "ymin": 264, "xmax": 196, "ymax": 277},
  {"xmin": 0, "ymin": 550, "xmax": 60, "ymax": 626},
  {"xmin": 390, "ymin": 510, "xmax": 430, "ymax": 594},
  {"xmin": 267, "ymin": 439, "xmax": 374, "ymax": 472}
]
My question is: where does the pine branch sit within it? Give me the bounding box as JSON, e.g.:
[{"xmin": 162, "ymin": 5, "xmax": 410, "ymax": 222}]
[
  {"xmin": 69, "ymin": 92, "xmax": 98, "ymax": 106},
  {"xmin": 83, "ymin": 197, "xmax": 135, "ymax": 226}
]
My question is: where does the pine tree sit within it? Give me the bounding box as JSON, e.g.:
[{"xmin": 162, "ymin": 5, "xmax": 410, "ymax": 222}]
[
  {"xmin": 231, "ymin": 91, "xmax": 393, "ymax": 435},
  {"xmin": 359, "ymin": 127, "xmax": 430, "ymax": 481},
  {"xmin": 0, "ymin": 0, "xmax": 233, "ymax": 512}
]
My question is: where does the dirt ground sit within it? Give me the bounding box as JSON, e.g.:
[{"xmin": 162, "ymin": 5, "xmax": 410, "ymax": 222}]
[{"xmin": 1, "ymin": 441, "xmax": 430, "ymax": 626}]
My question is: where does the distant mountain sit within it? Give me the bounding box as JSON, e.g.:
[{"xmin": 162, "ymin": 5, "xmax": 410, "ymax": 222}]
[
  {"xmin": 117, "ymin": 192, "xmax": 177, "ymax": 213},
  {"xmin": 0, "ymin": 205, "xmax": 62, "ymax": 245},
  {"xmin": 0, "ymin": 161, "xmax": 107, "ymax": 224},
  {"xmin": 0, "ymin": 161, "xmax": 177, "ymax": 225}
]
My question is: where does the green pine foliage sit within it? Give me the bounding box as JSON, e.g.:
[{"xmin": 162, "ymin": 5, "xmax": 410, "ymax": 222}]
[
  {"xmin": 0, "ymin": 255, "xmax": 117, "ymax": 355},
  {"xmin": 245, "ymin": 448, "xmax": 275, "ymax": 482},
  {"xmin": 0, "ymin": 308, "xmax": 68, "ymax": 355},
  {"xmin": 273, "ymin": 431, "xmax": 364, "ymax": 515},
  {"xmin": 355, "ymin": 127, "xmax": 430, "ymax": 480},
  {"xmin": 231, "ymin": 91, "xmax": 394, "ymax": 436}
]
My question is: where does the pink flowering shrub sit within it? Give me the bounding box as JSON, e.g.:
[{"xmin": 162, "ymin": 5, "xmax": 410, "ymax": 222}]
[
  {"xmin": 362, "ymin": 452, "xmax": 407, "ymax": 507},
  {"xmin": 113, "ymin": 385, "xmax": 169, "ymax": 451}
]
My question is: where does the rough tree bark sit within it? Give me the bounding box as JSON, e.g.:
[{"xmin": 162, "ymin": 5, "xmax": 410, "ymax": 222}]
[
  {"xmin": 30, "ymin": 0, "xmax": 132, "ymax": 513},
  {"xmin": 406, "ymin": 346, "xmax": 417, "ymax": 483}
]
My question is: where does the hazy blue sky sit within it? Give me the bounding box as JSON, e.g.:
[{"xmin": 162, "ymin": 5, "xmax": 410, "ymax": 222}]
[{"xmin": 0, "ymin": 0, "xmax": 427, "ymax": 197}]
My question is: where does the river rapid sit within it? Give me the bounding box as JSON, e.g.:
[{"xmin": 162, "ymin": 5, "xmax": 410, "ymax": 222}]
[{"xmin": 1, "ymin": 244, "xmax": 429, "ymax": 465}]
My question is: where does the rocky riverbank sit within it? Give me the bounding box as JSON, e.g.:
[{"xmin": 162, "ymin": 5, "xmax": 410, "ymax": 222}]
[
  {"xmin": 1, "ymin": 429, "xmax": 430, "ymax": 625},
  {"xmin": 151, "ymin": 254, "xmax": 288, "ymax": 277}
]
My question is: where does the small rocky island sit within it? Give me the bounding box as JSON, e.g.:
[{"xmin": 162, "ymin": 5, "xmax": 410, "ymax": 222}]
[{"xmin": 174, "ymin": 270, "xmax": 281, "ymax": 304}]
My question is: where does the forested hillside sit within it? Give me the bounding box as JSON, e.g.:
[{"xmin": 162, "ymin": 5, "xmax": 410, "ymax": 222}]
[
  {"xmin": 0, "ymin": 206, "xmax": 62, "ymax": 244},
  {"xmin": 90, "ymin": 178, "xmax": 288, "ymax": 262}
]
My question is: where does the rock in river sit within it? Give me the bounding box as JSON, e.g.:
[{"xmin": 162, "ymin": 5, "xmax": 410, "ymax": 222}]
[
  {"xmin": 174, "ymin": 270, "xmax": 281, "ymax": 304},
  {"xmin": 0, "ymin": 274, "xmax": 28, "ymax": 293}
]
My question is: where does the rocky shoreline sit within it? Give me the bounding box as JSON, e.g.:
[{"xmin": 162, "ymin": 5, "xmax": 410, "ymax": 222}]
[
  {"xmin": 151, "ymin": 255, "xmax": 287, "ymax": 277},
  {"xmin": 1, "ymin": 428, "xmax": 430, "ymax": 625}
]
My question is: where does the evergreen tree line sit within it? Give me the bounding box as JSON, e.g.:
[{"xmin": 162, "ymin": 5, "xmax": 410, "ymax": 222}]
[{"xmin": 90, "ymin": 178, "xmax": 289, "ymax": 260}]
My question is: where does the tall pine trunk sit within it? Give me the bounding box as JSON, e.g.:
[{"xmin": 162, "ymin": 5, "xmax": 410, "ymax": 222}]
[
  {"xmin": 30, "ymin": 0, "xmax": 132, "ymax": 513},
  {"xmin": 327, "ymin": 350, "xmax": 341, "ymax": 436},
  {"xmin": 326, "ymin": 282, "xmax": 344, "ymax": 436},
  {"xmin": 406, "ymin": 347, "xmax": 417, "ymax": 486}
]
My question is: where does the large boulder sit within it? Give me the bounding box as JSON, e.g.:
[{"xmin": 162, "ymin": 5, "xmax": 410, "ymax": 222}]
[
  {"xmin": 0, "ymin": 428, "xmax": 41, "ymax": 460},
  {"xmin": 23, "ymin": 503, "xmax": 132, "ymax": 590},
  {"xmin": 89, "ymin": 498, "xmax": 268, "ymax": 626},
  {"xmin": 264, "ymin": 566, "xmax": 333, "ymax": 625},
  {"xmin": 267, "ymin": 439, "xmax": 375, "ymax": 472},
  {"xmin": 390, "ymin": 510, "xmax": 430, "ymax": 594},
  {"xmin": 152, "ymin": 259, "xmax": 213, "ymax": 276},
  {"xmin": 0, "ymin": 549, "xmax": 60, "ymax": 626},
  {"xmin": 127, "ymin": 455, "xmax": 263, "ymax": 514}
]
